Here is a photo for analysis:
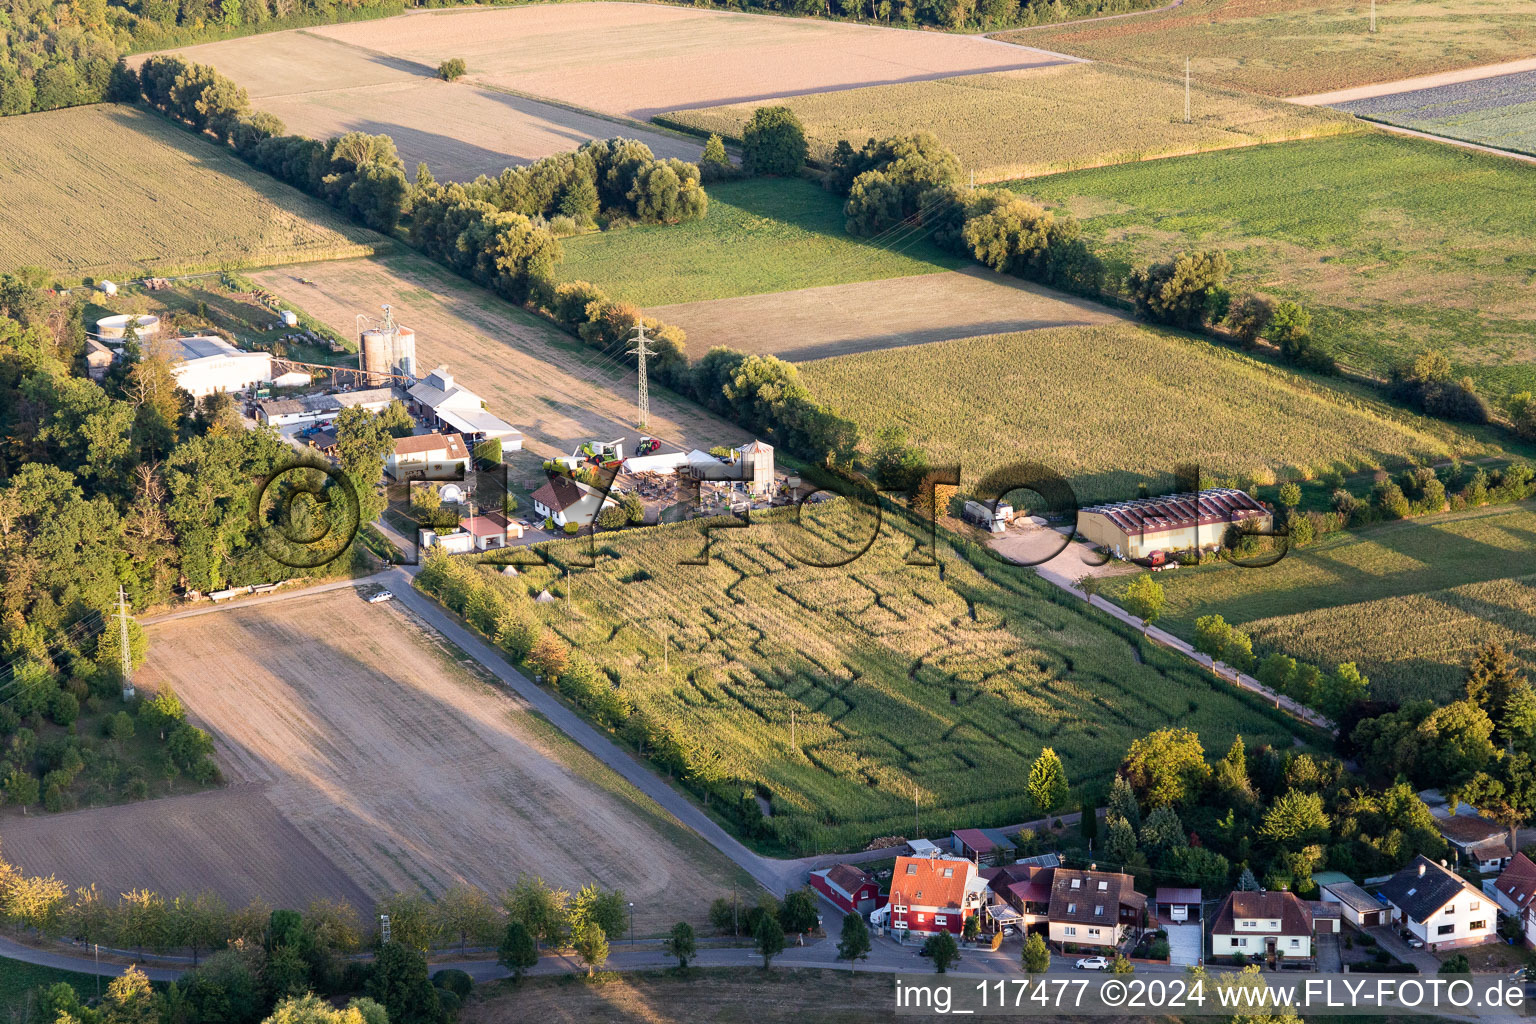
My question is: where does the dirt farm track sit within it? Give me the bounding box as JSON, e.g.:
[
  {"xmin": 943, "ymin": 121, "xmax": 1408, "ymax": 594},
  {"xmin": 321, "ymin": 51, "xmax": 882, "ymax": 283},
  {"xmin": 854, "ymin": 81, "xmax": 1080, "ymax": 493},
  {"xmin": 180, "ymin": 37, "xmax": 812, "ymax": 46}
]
[{"xmin": 2, "ymin": 591, "xmax": 740, "ymax": 934}]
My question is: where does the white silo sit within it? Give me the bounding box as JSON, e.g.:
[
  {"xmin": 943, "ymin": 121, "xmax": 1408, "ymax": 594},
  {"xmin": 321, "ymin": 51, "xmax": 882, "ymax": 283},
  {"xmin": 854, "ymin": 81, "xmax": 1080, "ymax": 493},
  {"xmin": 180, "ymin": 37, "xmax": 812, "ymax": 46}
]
[{"xmin": 393, "ymin": 326, "xmax": 417, "ymax": 379}]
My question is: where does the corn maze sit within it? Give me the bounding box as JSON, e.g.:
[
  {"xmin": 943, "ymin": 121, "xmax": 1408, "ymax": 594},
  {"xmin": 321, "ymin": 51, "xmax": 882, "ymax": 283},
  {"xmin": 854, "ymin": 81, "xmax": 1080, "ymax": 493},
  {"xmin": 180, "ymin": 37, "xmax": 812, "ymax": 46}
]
[{"xmin": 483, "ymin": 503, "xmax": 1298, "ymax": 852}]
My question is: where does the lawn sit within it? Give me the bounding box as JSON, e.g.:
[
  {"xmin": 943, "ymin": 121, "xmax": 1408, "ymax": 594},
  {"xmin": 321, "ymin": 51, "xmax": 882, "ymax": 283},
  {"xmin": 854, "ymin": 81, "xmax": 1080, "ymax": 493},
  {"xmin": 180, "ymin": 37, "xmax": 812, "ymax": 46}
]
[
  {"xmin": 798, "ymin": 323, "xmax": 1500, "ymax": 502},
  {"xmin": 449, "ymin": 503, "xmax": 1300, "ymax": 854},
  {"xmin": 656, "ymin": 64, "xmax": 1358, "ymax": 182},
  {"xmin": 1016, "ymin": 132, "xmax": 1536, "ymax": 398},
  {"xmin": 1005, "ymin": 0, "xmax": 1536, "ymax": 98},
  {"xmin": 1099, "ymin": 502, "xmax": 1536, "ymax": 703},
  {"xmin": 0, "ymin": 959, "xmax": 100, "ymax": 1014},
  {"xmin": 1336, "ymin": 70, "xmax": 1536, "ymax": 156},
  {"xmin": 557, "ymin": 178, "xmax": 966, "ymax": 307},
  {"xmin": 0, "ymin": 105, "xmax": 381, "ymax": 280}
]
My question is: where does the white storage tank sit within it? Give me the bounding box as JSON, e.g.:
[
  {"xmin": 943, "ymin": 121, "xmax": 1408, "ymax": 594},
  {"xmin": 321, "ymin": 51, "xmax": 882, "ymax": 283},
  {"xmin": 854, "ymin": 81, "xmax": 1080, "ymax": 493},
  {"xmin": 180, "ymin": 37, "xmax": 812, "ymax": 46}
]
[
  {"xmin": 393, "ymin": 326, "xmax": 416, "ymax": 378},
  {"xmin": 95, "ymin": 313, "xmax": 160, "ymax": 343},
  {"xmin": 99, "ymin": 280, "xmax": 118, "ymax": 297}
]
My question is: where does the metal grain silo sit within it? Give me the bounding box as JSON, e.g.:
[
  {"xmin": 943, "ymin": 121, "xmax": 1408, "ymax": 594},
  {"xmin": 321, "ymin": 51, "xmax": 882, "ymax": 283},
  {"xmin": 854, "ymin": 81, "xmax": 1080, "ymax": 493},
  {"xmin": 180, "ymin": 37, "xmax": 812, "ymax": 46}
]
[
  {"xmin": 393, "ymin": 326, "xmax": 417, "ymax": 379},
  {"xmin": 359, "ymin": 328, "xmax": 390, "ymax": 386}
]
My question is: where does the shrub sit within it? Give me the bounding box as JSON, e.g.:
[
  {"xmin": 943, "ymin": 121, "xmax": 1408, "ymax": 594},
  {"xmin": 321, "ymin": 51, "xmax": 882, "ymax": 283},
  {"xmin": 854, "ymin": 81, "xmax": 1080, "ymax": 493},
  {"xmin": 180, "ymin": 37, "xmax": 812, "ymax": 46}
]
[
  {"xmin": 1225, "ymin": 293, "xmax": 1274, "ymax": 346},
  {"xmin": 563, "ymin": 521, "xmax": 580, "ymax": 535},
  {"xmin": 1127, "ymin": 250, "xmax": 1230, "ymax": 329},
  {"xmin": 438, "ymin": 58, "xmax": 467, "ymax": 82},
  {"xmin": 700, "ymin": 133, "xmax": 736, "ymax": 182},
  {"xmin": 432, "ymin": 969, "xmax": 473, "ymax": 997},
  {"xmin": 742, "ymin": 106, "xmax": 808, "ymax": 176}
]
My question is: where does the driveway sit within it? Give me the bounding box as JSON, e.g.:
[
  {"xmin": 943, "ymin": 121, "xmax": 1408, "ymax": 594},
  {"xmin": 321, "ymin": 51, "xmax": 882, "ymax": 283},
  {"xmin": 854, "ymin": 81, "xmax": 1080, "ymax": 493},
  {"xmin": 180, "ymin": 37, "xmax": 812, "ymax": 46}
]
[
  {"xmin": 1367, "ymin": 924, "xmax": 1441, "ymax": 974},
  {"xmin": 1315, "ymin": 932, "xmax": 1343, "ymax": 972},
  {"xmin": 1164, "ymin": 923, "xmax": 1202, "ymax": 967}
]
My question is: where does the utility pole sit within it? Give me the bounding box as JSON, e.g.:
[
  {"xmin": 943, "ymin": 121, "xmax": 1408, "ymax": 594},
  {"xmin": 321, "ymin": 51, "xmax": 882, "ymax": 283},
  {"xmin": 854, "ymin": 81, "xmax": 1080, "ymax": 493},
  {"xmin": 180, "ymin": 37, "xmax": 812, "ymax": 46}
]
[
  {"xmin": 968, "ymin": 169, "xmax": 975, "ymax": 192},
  {"xmin": 1184, "ymin": 57, "xmax": 1191, "ymax": 123},
  {"xmin": 116, "ymin": 585, "xmax": 135, "ymax": 700},
  {"xmin": 791, "ymin": 708, "xmax": 796, "ymax": 750},
  {"xmin": 627, "ymin": 323, "xmax": 655, "ymax": 430},
  {"xmin": 663, "ymin": 631, "xmax": 669, "ymax": 673},
  {"xmin": 1370, "ymin": 0, "xmax": 1376, "ymax": 32},
  {"xmin": 565, "ymin": 569, "xmax": 572, "ymax": 617},
  {"xmin": 914, "ymin": 784, "xmax": 919, "ymax": 838}
]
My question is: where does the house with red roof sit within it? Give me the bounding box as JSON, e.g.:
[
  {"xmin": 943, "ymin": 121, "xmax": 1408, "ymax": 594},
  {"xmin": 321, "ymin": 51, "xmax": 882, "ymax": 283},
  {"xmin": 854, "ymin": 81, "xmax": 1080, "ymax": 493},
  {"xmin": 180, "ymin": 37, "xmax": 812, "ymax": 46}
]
[
  {"xmin": 952, "ymin": 827, "xmax": 1017, "ymax": 866},
  {"xmin": 1488, "ymin": 852, "xmax": 1536, "ymax": 922},
  {"xmin": 808, "ymin": 864, "xmax": 880, "ymax": 915},
  {"xmin": 872, "ymin": 854, "xmax": 988, "ymax": 939},
  {"xmin": 1211, "ymin": 890, "xmax": 1315, "ymax": 962}
]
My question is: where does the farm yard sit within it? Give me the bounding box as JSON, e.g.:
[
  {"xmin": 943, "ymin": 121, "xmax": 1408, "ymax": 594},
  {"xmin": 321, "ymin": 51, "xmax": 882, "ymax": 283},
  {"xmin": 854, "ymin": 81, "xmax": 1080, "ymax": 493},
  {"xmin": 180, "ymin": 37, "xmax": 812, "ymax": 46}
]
[
  {"xmin": 467, "ymin": 504, "xmax": 1301, "ymax": 853},
  {"xmin": 1007, "ymin": 0, "xmax": 1536, "ymax": 98},
  {"xmin": 0, "ymin": 106, "xmax": 379, "ymax": 278},
  {"xmin": 125, "ymin": 589, "xmax": 743, "ymax": 934},
  {"xmin": 299, "ymin": 3, "xmax": 1066, "ymax": 120},
  {"xmin": 157, "ymin": 29, "xmax": 700, "ymax": 181},
  {"xmin": 249, "ymin": 254, "xmax": 748, "ymax": 461},
  {"xmin": 1099, "ymin": 502, "xmax": 1536, "ymax": 703},
  {"xmin": 1019, "ymin": 131, "xmax": 1536, "ymax": 397},
  {"xmin": 649, "ymin": 266, "xmax": 1124, "ymax": 361},
  {"xmin": 658, "ymin": 64, "xmax": 1358, "ymax": 183},
  {"xmin": 1336, "ymin": 70, "xmax": 1536, "ymax": 156},
  {"xmin": 798, "ymin": 324, "xmax": 1496, "ymax": 501},
  {"xmin": 556, "ymin": 177, "xmax": 966, "ymax": 307}
]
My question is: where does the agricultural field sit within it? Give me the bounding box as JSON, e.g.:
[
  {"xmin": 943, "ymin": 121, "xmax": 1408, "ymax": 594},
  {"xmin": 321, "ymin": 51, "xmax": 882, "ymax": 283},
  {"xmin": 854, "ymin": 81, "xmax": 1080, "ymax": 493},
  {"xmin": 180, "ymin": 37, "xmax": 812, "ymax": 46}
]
[
  {"xmin": 1098, "ymin": 502, "xmax": 1536, "ymax": 703},
  {"xmin": 249, "ymin": 254, "xmax": 749, "ymax": 463},
  {"xmin": 488, "ymin": 504, "xmax": 1299, "ymax": 853},
  {"xmin": 467, "ymin": 969, "xmax": 899, "ymax": 1024},
  {"xmin": 1018, "ymin": 132, "xmax": 1536, "ymax": 397},
  {"xmin": 658, "ymin": 64, "xmax": 1358, "ymax": 182},
  {"xmin": 557, "ymin": 178, "xmax": 966, "ymax": 307},
  {"xmin": 302, "ymin": 3, "xmax": 1065, "ymax": 119},
  {"xmin": 135, "ymin": 590, "xmax": 741, "ymax": 934},
  {"xmin": 1005, "ymin": 0, "xmax": 1536, "ymax": 98},
  {"xmin": 158, "ymin": 29, "xmax": 700, "ymax": 182},
  {"xmin": 0, "ymin": 106, "xmax": 380, "ymax": 279},
  {"xmin": 1336, "ymin": 70, "xmax": 1536, "ymax": 156},
  {"xmin": 649, "ymin": 266, "xmax": 1124, "ymax": 361},
  {"xmin": 798, "ymin": 324, "xmax": 1498, "ymax": 502}
]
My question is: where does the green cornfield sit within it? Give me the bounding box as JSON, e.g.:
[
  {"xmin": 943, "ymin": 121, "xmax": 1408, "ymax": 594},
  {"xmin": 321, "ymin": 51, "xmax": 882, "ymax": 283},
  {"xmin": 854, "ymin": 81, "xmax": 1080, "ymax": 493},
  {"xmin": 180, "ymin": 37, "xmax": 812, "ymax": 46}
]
[
  {"xmin": 0, "ymin": 105, "xmax": 381, "ymax": 279},
  {"xmin": 799, "ymin": 324, "xmax": 1498, "ymax": 501},
  {"xmin": 464, "ymin": 503, "xmax": 1299, "ymax": 853},
  {"xmin": 655, "ymin": 64, "xmax": 1358, "ymax": 182}
]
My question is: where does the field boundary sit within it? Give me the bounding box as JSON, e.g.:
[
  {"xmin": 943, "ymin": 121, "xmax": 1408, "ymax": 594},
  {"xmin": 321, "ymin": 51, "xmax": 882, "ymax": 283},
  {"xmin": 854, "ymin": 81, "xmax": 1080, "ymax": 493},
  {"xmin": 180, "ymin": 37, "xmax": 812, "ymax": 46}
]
[{"xmin": 1288, "ymin": 56, "xmax": 1536, "ymax": 106}]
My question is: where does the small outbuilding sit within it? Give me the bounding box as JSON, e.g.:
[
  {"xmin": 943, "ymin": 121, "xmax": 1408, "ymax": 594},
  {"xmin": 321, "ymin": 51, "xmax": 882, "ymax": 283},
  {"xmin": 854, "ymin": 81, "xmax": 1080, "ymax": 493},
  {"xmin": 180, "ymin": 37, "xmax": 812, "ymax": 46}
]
[
  {"xmin": 1155, "ymin": 887, "xmax": 1202, "ymax": 923},
  {"xmin": 809, "ymin": 864, "xmax": 880, "ymax": 915}
]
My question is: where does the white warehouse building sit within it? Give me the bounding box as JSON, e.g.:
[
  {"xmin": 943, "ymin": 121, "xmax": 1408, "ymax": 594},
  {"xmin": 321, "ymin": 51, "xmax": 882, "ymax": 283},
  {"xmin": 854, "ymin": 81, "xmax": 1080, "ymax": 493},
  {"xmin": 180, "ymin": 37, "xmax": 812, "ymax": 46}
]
[{"xmin": 170, "ymin": 336, "xmax": 274, "ymax": 399}]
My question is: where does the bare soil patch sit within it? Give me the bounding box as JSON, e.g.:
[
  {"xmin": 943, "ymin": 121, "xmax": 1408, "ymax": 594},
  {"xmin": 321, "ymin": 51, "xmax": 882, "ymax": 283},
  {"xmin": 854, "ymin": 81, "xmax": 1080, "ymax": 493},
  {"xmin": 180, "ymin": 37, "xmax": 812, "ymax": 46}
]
[
  {"xmin": 249, "ymin": 254, "xmax": 748, "ymax": 461},
  {"xmin": 647, "ymin": 266, "xmax": 1125, "ymax": 361},
  {"xmin": 1, "ymin": 785, "xmax": 371, "ymax": 914},
  {"xmin": 306, "ymin": 3, "xmax": 1067, "ymax": 118},
  {"xmin": 134, "ymin": 589, "xmax": 741, "ymax": 932}
]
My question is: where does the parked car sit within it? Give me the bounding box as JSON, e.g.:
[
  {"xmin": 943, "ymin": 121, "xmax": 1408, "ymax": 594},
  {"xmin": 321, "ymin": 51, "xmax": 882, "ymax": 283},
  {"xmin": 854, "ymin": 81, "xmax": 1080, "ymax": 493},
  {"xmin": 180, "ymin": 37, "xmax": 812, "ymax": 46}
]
[
  {"xmin": 368, "ymin": 590, "xmax": 393, "ymax": 604},
  {"xmin": 1076, "ymin": 956, "xmax": 1111, "ymax": 970},
  {"xmin": 1399, "ymin": 930, "xmax": 1425, "ymax": 949}
]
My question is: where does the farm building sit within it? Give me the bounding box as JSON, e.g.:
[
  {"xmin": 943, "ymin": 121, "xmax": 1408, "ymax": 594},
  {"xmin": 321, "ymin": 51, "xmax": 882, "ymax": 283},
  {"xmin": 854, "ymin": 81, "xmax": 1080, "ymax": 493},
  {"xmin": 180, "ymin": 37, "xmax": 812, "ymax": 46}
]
[
  {"xmin": 408, "ymin": 367, "xmax": 523, "ymax": 449},
  {"xmin": 1484, "ymin": 852, "xmax": 1536, "ymax": 918},
  {"xmin": 808, "ymin": 864, "xmax": 880, "ymax": 915},
  {"xmin": 1155, "ymin": 887, "xmax": 1202, "ymax": 923},
  {"xmin": 951, "ymin": 827, "xmax": 1016, "ymax": 866},
  {"xmin": 1377, "ymin": 855, "xmax": 1495, "ymax": 951},
  {"xmin": 1046, "ymin": 868, "xmax": 1145, "ymax": 950},
  {"xmin": 305, "ymin": 430, "xmax": 339, "ymax": 456},
  {"xmin": 874, "ymin": 852, "xmax": 987, "ymax": 939},
  {"xmin": 256, "ymin": 387, "xmax": 400, "ymax": 427},
  {"xmin": 1076, "ymin": 488, "xmax": 1271, "ymax": 560},
  {"xmin": 1211, "ymin": 890, "xmax": 1315, "ymax": 960},
  {"xmin": 85, "ymin": 337, "xmax": 114, "ymax": 380},
  {"xmin": 684, "ymin": 441, "xmax": 776, "ymax": 495},
  {"xmin": 1436, "ymin": 812, "xmax": 1512, "ymax": 873},
  {"xmin": 386, "ymin": 432, "xmax": 471, "ymax": 480},
  {"xmin": 1315, "ymin": 872, "xmax": 1389, "ymax": 927},
  {"xmin": 531, "ymin": 473, "xmax": 618, "ymax": 529},
  {"xmin": 271, "ymin": 369, "xmax": 313, "ymax": 388},
  {"xmin": 169, "ymin": 336, "xmax": 274, "ymax": 398},
  {"xmin": 461, "ymin": 514, "xmax": 520, "ymax": 551}
]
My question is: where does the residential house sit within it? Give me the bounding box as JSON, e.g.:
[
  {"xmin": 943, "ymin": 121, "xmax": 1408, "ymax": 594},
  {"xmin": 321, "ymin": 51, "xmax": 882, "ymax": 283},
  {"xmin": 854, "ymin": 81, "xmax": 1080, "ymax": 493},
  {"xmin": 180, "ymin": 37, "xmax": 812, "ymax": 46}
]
[
  {"xmin": 385, "ymin": 432, "xmax": 471, "ymax": 480},
  {"xmin": 952, "ymin": 828, "xmax": 1017, "ymax": 867},
  {"xmin": 1316, "ymin": 872, "xmax": 1390, "ymax": 928},
  {"xmin": 461, "ymin": 513, "xmax": 520, "ymax": 551},
  {"xmin": 1076, "ymin": 488, "xmax": 1271, "ymax": 561},
  {"xmin": 1378, "ymin": 855, "xmax": 1496, "ymax": 951},
  {"xmin": 1437, "ymin": 812, "xmax": 1513, "ymax": 873},
  {"xmin": 982, "ymin": 863, "xmax": 1054, "ymax": 934},
  {"xmin": 531, "ymin": 473, "xmax": 618, "ymax": 529},
  {"xmin": 85, "ymin": 337, "xmax": 114, "ymax": 380},
  {"xmin": 808, "ymin": 864, "xmax": 880, "ymax": 915},
  {"xmin": 1155, "ymin": 887, "xmax": 1202, "ymax": 924},
  {"xmin": 1047, "ymin": 868, "xmax": 1145, "ymax": 950},
  {"xmin": 1211, "ymin": 891, "xmax": 1315, "ymax": 961},
  {"xmin": 407, "ymin": 367, "xmax": 523, "ymax": 449},
  {"xmin": 1485, "ymin": 851, "xmax": 1536, "ymax": 919},
  {"xmin": 879, "ymin": 854, "xmax": 988, "ymax": 939}
]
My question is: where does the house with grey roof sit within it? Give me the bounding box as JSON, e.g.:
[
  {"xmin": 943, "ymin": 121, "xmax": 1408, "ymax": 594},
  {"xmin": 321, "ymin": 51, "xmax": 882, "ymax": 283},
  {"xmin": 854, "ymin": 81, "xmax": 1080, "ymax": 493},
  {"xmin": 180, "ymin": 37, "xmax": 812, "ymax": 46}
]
[{"xmin": 1377, "ymin": 855, "xmax": 1495, "ymax": 951}]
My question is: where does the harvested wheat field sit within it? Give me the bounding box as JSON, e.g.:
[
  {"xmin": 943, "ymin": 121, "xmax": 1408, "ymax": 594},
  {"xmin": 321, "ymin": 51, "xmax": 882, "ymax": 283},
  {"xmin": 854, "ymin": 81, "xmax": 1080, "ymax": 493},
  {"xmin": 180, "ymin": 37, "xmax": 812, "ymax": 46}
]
[
  {"xmin": 0, "ymin": 785, "xmax": 372, "ymax": 914},
  {"xmin": 649, "ymin": 266, "xmax": 1124, "ymax": 361},
  {"xmin": 0, "ymin": 105, "xmax": 378, "ymax": 278},
  {"xmin": 659, "ymin": 64, "xmax": 1358, "ymax": 182},
  {"xmin": 303, "ymin": 3, "xmax": 1066, "ymax": 118},
  {"xmin": 250, "ymin": 254, "xmax": 747, "ymax": 461},
  {"xmin": 134, "ymin": 589, "xmax": 741, "ymax": 933},
  {"xmin": 159, "ymin": 28, "xmax": 699, "ymax": 181}
]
